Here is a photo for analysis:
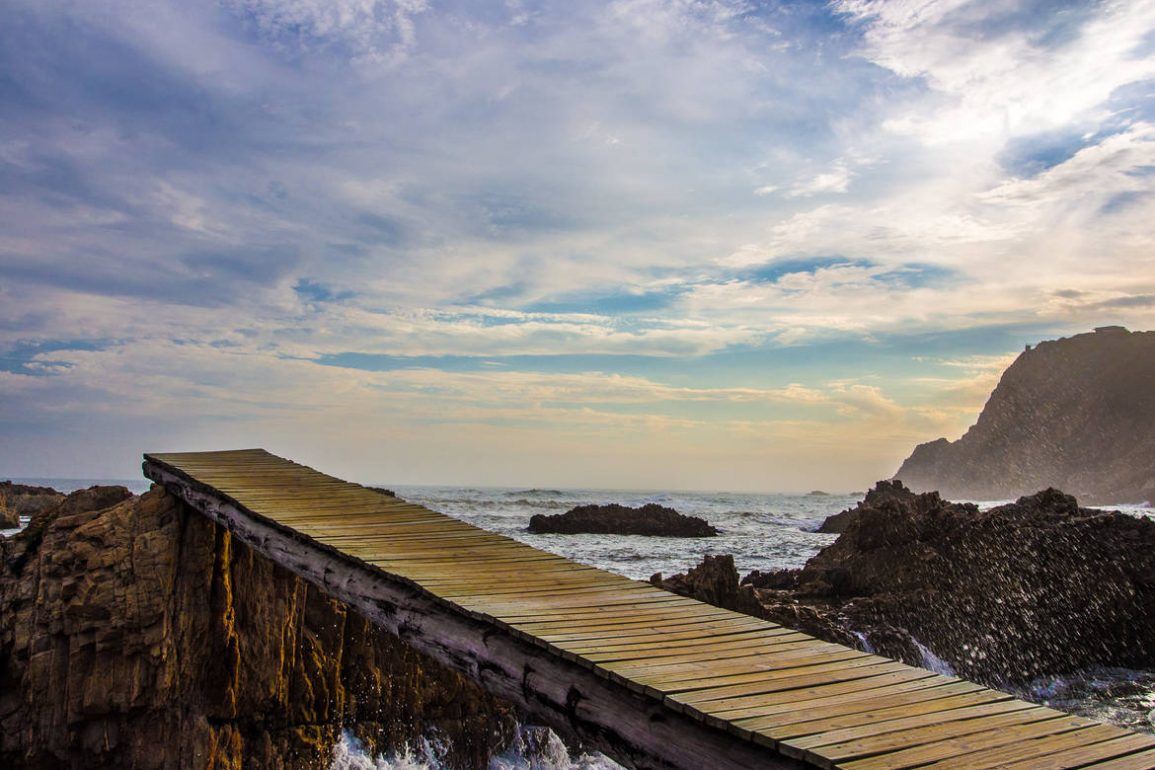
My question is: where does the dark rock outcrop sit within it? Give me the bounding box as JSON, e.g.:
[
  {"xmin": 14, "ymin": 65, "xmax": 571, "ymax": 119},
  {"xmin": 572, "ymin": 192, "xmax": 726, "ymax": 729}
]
[
  {"xmin": 895, "ymin": 327, "xmax": 1155, "ymax": 505},
  {"xmin": 649, "ymin": 555, "xmax": 761, "ymax": 615},
  {"xmin": 0, "ymin": 485, "xmax": 516, "ymax": 769},
  {"xmin": 816, "ymin": 480, "xmax": 958, "ymax": 533},
  {"xmin": 747, "ymin": 482, "xmax": 1155, "ymax": 686},
  {"xmin": 528, "ymin": 502, "xmax": 718, "ymax": 537},
  {"xmin": 0, "ymin": 482, "xmax": 66, "ymax": 529}
]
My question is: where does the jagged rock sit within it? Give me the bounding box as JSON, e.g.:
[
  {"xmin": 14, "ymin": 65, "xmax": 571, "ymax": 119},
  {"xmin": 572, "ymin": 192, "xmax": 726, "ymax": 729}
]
[
  {"xmin": 816, "ymin": 479, "xmax": 963, "ymax": 534},
  {"xmin": 650, "ymin": 555, "xmax": 761, "ymax": 615},
  {"xmin": 0, "ymin": 482, "xmax": 66, "ymax": 529},
  {"xmin": 0, "ymin": 486, "xmax": 516, "ymax": 769},
  {"xmin": 895, "ymin": 327, "xmax": 1155, "ymax": 504},
  {"xmin": 529, "ymin": 502, "xmax": 717, "ymax": 537},
  {"xmin": 751, "ymin": 482, "xmax": 1155, "ymax": 686}
]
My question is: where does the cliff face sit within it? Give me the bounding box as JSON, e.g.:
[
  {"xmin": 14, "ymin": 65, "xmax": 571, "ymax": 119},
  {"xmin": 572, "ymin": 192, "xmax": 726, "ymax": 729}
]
[
  {"xmin": 895, "ymin": 327, "xmax": 1155, "ymax": 504},
  {"xmin": 0, "ymin": 486, "xmax": 516, "ymax": 769}
]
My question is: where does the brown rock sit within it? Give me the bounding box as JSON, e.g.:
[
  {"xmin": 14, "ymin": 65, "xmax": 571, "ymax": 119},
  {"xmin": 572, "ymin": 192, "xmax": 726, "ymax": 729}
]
[
  {"xmin": 895, "ymin": 327, "xmax": 1155, "ymax": 505},
  {"xmin": 0, "ymin": 482, "xmax": 66, "ymax": 530},
  {"xmin": 0, "ymin": 486, "xmax": 517, "ymax": 769},
  {"xmin": 650, "ymin": 554, "xmax": 762, "ymax": 616}
]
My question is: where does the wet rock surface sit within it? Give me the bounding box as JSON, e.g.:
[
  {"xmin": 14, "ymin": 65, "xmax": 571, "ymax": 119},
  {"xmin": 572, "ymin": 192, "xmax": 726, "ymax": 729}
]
[
  {"xmin": 661, "ymin": 482, "xmax": 1155, "ymax": 689},
  {"xmin": 0, "ymin": 486, "xmax": 516, "ymax": 769},
  {"xmin": 895, "ymin": 327, "xmax": 1155, "ymax": 504},
  {"xmin": 528, "ymin": 502, "xmax": 718, "ymax": 536}
]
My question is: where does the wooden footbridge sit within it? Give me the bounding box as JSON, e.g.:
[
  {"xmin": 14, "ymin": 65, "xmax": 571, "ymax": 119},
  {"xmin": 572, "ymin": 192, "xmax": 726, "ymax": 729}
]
[{"xmin": 142, "ymin": 449, "xmax": 1155, "ymax": 770}]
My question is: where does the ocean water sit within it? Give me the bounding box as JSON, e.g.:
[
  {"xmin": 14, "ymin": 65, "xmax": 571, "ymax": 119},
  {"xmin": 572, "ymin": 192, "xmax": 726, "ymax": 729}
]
[
  {"xmin": 392, "ymin": 485, "xmax": 856, "ymax": 581},
  {"xmin": 4, "ymin": 476, "xmax": 1153, "ymax": 764}
]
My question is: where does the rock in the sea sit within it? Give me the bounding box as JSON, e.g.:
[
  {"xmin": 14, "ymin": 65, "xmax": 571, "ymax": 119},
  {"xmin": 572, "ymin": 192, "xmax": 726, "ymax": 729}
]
[
  {"xmin": 0, "ymin": 481, "xmax": 66, "ymax": 529},
  {"xmin": 751, "ymin": 482, "xmax": 1155, "ymax": 685},
  {"xmin": 528, "ymin": 502, "xmax": 718, "ymax": 537},
  {"xmin": 816, "ymin": 479, "xmax": 958, "ymax": 533},
  {"xmin": 0, "ymin": 485, "xmax": 516, "ymax": 769},
  {"xmin": 650, "ymin": 554, "xmax": 762, "ymax": 616},
  {"xmin": 894, "ymin": 327, "xmax": 1155, "ymax": 505}
]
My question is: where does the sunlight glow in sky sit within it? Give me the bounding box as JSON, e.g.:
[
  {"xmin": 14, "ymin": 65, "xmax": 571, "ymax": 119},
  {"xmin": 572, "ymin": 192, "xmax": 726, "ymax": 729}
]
[{"xmin": 1, "ymin": 0, "xmax": 1153, "ymax": 490}]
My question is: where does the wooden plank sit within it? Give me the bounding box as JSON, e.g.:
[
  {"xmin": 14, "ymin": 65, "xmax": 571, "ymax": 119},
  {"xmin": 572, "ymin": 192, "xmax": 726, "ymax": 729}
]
[
  {"xmin": 767, "ymin": 689, "xmax": 1013, "ymax": 740},
  {"xmin": 673, "ymin": 660, "xmax": 913, "ymax": 705},
  {"xmin": 1080, "ymin": 747, "xmax": 1155, "ymax": 769},
  {"xmin": 838, "ymin": 715, "xmax": 1094, "ymax": 770},
  {"xmin": 697, "ymin": 670, "xmax": 944, "ymax": 721},
  {"xmin": 732, "ymin": 680, "xmax": 986, "ymax": 730},
  {"xmin": 928, "ymin": 725, "xmax": 1155, "ymax": 770},
  {"xmin": 801, "ymin": 706, "xmax": 1060, "ymax": 766},
  {"xmin": 581, "ymin": 631, "xmax": 811, "ymax": 663},
  {"xmin": 604, "ymin": 638, "xmax": 849, "ymax": 674}
]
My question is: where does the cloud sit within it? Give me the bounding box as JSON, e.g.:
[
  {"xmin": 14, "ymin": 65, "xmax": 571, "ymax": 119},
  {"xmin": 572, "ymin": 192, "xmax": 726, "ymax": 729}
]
[
  {"xmin": 836, "ymin": 0, "xmax": 1155, "ymax": 142},
  {"xmin": 1, "ymin": 0, "xmax": 1154, "ymax": 488},
  {"xmin": 220, "ymin": 0, "xmax": 430, "ymax": 63},
  {"xmin": 789, "ymin": 162, "xmax": 853, "ymax": 197}
]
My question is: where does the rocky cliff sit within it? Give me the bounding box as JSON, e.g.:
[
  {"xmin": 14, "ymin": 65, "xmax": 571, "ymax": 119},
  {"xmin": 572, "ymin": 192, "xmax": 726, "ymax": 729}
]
[
  {"xmin": 0, "ymin": 485, "xmax": 517, "ymax": 769},
  {"xmin": 895, "ymin": 327, "xmax": 1155, "ymax": 504}
]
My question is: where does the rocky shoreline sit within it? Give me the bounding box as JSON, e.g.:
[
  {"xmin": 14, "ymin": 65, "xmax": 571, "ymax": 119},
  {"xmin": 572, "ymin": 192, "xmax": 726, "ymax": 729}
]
[
  {"xmin": 0, "ymin": 484, "xmax": 517, "ymax": 769},
  {"xmin": 653, "ymin": 481, "xmax": 1155, "ymax": 691}
]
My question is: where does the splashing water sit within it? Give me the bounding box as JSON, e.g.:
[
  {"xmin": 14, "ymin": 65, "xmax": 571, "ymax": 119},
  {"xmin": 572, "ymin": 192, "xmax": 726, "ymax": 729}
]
[
  {"xmin": 330, "ymin": 727, "xmax": 622, "ymax": 770},
  {"xmin": 489, "ymin": 725, "xmax": 621, "ymax": 770},
  {"xmin": 330, "ymin": 731, "xmax": 448, "ymax": 770},
  {"xmin": 911, "ymin": 637, "xmax": 957, "ymax": 676},
  {"xmin": 1017, "ymin": 667, "xmax": 1155, "ymax": 735}
]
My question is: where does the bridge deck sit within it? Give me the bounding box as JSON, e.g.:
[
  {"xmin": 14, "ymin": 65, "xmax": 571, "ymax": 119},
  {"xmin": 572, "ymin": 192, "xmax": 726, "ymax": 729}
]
[{"xmin": 143, "ymin": 449, "xmax": 1155, "ymax": 770}]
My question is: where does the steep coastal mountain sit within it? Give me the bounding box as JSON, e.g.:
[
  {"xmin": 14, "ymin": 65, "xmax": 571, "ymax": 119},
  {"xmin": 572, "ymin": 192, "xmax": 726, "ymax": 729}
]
[{"xmin": 895, "ymin": 327, "xmax": 1155, "ymax": 504}]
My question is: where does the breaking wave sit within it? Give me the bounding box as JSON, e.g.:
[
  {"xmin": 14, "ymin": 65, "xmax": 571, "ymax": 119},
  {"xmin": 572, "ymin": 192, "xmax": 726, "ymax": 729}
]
[{"xmin": 330, "ymin": 726, "xmax": 622, "ymax": 770}]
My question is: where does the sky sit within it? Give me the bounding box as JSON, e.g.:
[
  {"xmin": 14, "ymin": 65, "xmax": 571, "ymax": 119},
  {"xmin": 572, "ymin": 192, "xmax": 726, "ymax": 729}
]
[{"xmin": 1, "ymin": 0, "xmax": 1153, "ymax": 492}]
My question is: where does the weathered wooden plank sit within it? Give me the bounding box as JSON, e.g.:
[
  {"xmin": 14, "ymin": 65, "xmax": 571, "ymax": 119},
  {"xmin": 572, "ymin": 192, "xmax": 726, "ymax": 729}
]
[
  {"xmin": 926, "ymin": 724, "xmax": 1154, "ymax": 769},
  {"xmin": 802, "ymin": 706, "xmax": 1060, "ymax": 766},
  {"xmin": 1080, "ymin": 747, "xmax": 1155, "ymax": 769},
  {"xmin": 766, "ymin": 689, "xmax": 1013, "ymax": 740},
  {"xmin": 731, "ymin": 680, "xmax": 983, "ymax": 730},
  {"xmin": 838, "ymin": 715, "xmax": 1093, "ymax": 770}
]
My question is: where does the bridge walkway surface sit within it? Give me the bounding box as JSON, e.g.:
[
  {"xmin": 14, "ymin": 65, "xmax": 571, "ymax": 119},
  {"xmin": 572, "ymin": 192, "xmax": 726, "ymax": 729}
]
[{"xmin": 142, "ymin": 449, "xmax": 1155, "ymax": 770}]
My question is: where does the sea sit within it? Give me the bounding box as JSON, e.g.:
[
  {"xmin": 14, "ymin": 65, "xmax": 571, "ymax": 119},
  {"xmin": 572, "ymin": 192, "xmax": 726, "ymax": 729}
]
[{"xmin": 4, "ymin": 478, "xmax": 1154, "ymax": 768}]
